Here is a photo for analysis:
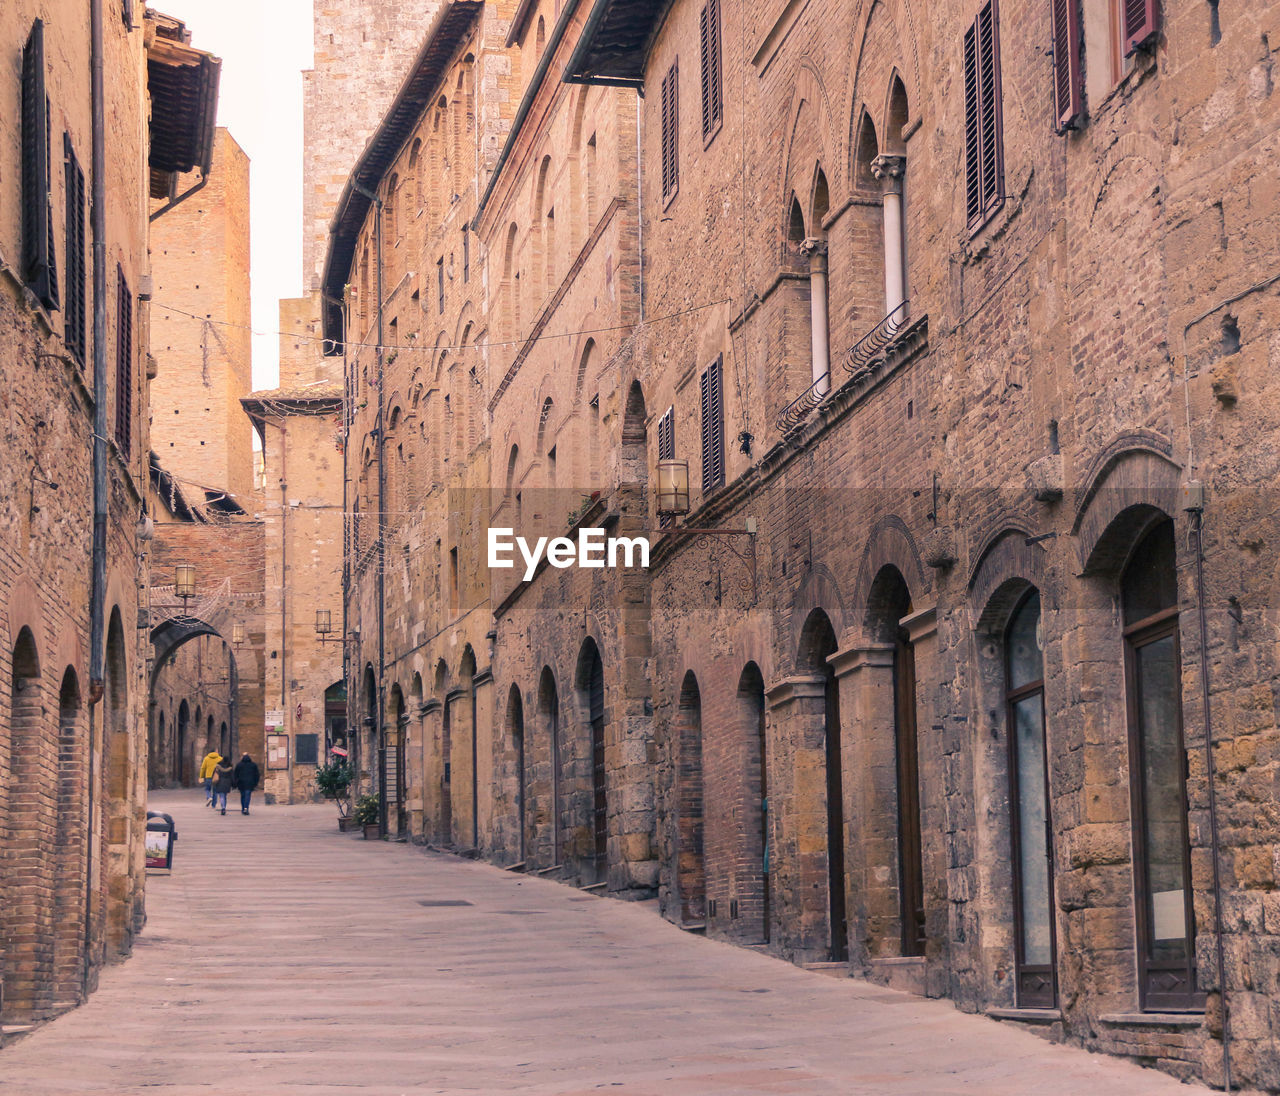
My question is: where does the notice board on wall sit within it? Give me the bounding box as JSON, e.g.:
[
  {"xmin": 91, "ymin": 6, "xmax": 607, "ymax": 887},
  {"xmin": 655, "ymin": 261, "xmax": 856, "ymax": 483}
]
[{"xmin": 267, "ymin": 733, "xmax": 289, "ymax": 770}]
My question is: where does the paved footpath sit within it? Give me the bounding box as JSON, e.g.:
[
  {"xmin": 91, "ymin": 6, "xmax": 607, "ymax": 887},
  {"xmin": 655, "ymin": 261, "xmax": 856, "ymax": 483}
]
[{"xmin": 1, "ymin": 792, "xmax": 1203, "ymax": 1096}]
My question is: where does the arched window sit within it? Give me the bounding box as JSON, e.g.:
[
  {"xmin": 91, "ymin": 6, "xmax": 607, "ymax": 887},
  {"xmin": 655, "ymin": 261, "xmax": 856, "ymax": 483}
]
[
  {"xmin": 1122, "ymin": 518, "xmax": 1199, "ymax": 1009},
  {"xmin": 1005, "ymin": 590, "xmax": 1056, "ymax": 1007},
  {"xmin": 576, "ymin": 639, "xmax": 607, "ymax": 882}
]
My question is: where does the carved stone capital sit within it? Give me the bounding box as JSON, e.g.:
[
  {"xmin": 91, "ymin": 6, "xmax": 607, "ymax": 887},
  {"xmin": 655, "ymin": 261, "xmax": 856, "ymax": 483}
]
[
  {"xmin": 799, "ymin": 236, "xmax": 828, "ymax": 259},
  {"xmin": 871, "ymin": 154, "xmax": 906, "ymax": 192}
]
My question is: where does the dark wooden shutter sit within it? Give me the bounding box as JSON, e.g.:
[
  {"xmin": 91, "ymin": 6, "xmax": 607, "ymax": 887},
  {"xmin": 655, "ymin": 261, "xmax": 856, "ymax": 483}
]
[
  {"xmin": 699, "ymin": 0, "xmax": 722, "ymax": 137},
  {"xmin": 116, "ymin": 267, "xmax": 133, "ymax": 458},
  {"xmin": 64, "ymin": 135, "xmax": 87, "ymax": 366},
  {"xmin": 1051, "ymin": 0, "xmax": 1083, "ymax": 131},
  {"xmin": 661, "ymin": 63, "xmax": 679, "ymax": 201},
  {"xmin": 963, "ymin": 1, "xmax": 1005, "ymax": 229},
  {"xmin": 657, "ymin": 407, "xmax": 675, "ymax": 527},
  {"xmin": 699, "ymin": 358, "xmax": 724, "ymax": 493},
  {"xmin": 22, "ymin": 21, "xmax": 58, "ymax": 310},
  {"xmin": 1122, "ymin": 0, "xmax": 1159, "ymax": 55}
]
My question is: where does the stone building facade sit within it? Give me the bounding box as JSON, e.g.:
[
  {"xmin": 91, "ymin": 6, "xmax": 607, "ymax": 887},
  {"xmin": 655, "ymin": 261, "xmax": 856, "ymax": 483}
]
[
  {"xmin": 326, "ymin": 0, "xmax": 1280, "ymax": 1087},
  {"xmin": 148, "ymin": 125, "xmax": 265, "ymax": 793},
  {"xmin": 0, "ymin": 3, "xmax": 217, "ymax": 1032}
]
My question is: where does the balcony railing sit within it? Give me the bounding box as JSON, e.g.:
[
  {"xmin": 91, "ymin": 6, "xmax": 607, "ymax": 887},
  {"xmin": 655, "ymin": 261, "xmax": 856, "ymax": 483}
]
[
  {"xmin": 775, "ymin": 301, "xmax": 910, "ymax": 435},
  {"xmin": 776, "ymin": 371, "xmax": 831, "ymax": 434},
  {"xmin": 839, "ymin": 300, "xmax": 908, "ymax": 378}
]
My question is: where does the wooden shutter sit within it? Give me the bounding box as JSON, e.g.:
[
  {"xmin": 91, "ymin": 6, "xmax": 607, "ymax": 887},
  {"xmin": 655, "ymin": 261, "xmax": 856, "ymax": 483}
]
[
  {"xmin": 661, "ymin": 63, "xmax": 679, "ymax": 201},
  {"xmin": 700, "ymin": 358, "xmax": 724, "ymax": 493},
  {"xmin": 657, "ymin": 407, "xmax": 675, "ymax": 527},
  {"xmin": 116, "ymin": 267, "xmax": 133, "ymax": 458},
  {"xmin": 964, "ymin": 1, "xmax": 1005, "ymax": 229},
  {"xmin": 1122, "ymin": 0, "xmax": 1159, "ymax": 55},
  {"xmin": 699, "ymin": 0, "xmax": 722, "ymax": 137},
  {"xmin": 22, "ymin": 21, "xmax": 58, "ymax": 310},
  {"xmin": 1051, "ymin": 0, "xmax": 1083, "ymax": 131},
  {"xmin": 64, "ymin": 135, "xmax": 87, "ymax": 366}
]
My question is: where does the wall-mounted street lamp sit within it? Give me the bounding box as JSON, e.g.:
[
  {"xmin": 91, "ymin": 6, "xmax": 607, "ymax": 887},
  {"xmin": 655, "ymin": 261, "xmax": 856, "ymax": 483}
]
[
  {"xmin": 656, "ymin": 459, "xmax": 691, "ymax": 516},
  {"xmin": 231, "ymin": 622, "xmax": 245, "ymax": 646},
  {"xmin": 175, "ymin": 563, "xmax": 196, "ymax": 610},
  {"xmin": 316, "ymin": 610, "xmax": 350, "ymax": 646}
]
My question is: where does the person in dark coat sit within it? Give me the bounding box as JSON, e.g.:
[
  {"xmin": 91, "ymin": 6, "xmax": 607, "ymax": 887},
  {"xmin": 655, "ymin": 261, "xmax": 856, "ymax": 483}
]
[
  {"xmin": 233, "ymin": 753, "xmax": 261, "ymax": 815},
  {"xmin": 212, "ymin": 759, "xmax": 234, "ymax": 815}
]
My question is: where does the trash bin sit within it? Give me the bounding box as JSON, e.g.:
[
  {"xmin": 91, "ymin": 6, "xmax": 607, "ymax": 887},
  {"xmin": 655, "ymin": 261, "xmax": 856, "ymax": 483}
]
[{"xmin": 145, "ymin": 811, "xmax": 178, "ymax": 871}]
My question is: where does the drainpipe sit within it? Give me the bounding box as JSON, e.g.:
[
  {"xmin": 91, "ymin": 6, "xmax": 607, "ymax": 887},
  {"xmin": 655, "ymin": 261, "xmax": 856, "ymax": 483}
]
[
  {"xmin": 873, "ymin": 155, "xmax": 907, "ymax": 319},
  {"xmin": 801, "ymin": 238, "xmax": 829, "ymax": 395},
  {"xmin": 354, "ymin": 181, "xmax": 387, "ymax": 836},
  {"xmin": 84, "ymin": 0, "xmax": 108, "ymax": 993}
]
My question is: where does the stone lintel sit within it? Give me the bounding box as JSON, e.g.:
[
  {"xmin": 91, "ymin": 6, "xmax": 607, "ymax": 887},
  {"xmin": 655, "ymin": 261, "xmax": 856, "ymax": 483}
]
[{"xmin": 900, "ymin": 604, "xmax": 938, "ymax": 644}]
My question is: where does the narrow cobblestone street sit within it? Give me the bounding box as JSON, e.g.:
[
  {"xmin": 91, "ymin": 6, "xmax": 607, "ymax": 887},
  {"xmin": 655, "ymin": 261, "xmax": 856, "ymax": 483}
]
[{"xmin": 0, "ymin": 791, "xmax": 1202, "ymax": 1096}]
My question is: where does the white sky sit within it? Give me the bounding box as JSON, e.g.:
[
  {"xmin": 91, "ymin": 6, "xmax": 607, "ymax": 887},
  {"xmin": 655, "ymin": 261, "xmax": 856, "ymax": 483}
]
[{"xmin": 159, "ymin": 0, "xmax": 314, "ymax": 391}]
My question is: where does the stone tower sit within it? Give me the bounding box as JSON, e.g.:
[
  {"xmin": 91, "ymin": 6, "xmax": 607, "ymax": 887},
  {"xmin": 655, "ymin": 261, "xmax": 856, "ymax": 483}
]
[
  {"xmin": 302, "ymin": 0, "xmax": 443, "ymax": 293},
  {"xmin": 150, "ymin": 127, "xmax": 254, "ymax": 502}
]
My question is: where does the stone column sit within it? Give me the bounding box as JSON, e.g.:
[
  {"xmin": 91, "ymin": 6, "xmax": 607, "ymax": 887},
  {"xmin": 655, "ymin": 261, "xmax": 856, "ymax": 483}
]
[
  {"xmin": 765, "ymin": 674, "xmax": 830, "ymax": 962},
  {"xmin": 872, "ymin": 154, "xmax": 907, "ymax": 321},
  {"xmin": 800, "ymin": 238, "xmax": 830, "ymax": 394}
]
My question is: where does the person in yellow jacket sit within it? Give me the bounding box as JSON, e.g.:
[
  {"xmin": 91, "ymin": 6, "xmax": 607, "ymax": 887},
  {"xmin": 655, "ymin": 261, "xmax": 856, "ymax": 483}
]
[{"xmin": 198, "ymin": 751, "xmax": 222, "ymax": 806}]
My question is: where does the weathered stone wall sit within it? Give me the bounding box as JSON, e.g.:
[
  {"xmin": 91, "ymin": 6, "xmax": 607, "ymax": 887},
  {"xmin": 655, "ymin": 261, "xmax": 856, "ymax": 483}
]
[
  {"xmin": 150, "ymin": 129, "xmax": 254, "ymax": 504},
  {"xmin": 0, "ymin": 0, "xmax": 159, "ymax": 1027}
]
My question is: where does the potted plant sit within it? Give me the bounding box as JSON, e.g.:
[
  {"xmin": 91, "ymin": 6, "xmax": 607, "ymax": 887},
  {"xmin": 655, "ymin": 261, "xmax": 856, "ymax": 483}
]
[
  {"xmin": 315, "ymin": 760, "xmax": 354, "ymax": 830},
  {"xmin": 354, "ymin": 794, "xmax": 382, "ymax": 840}
]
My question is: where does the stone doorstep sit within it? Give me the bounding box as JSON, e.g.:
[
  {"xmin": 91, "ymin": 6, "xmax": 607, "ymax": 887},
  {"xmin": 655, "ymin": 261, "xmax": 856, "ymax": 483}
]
[
  {"xmin": 986, "ymin": 1007, "xmax": 1063, "ymax": 1023},
  {"xmin": 802, "ymin": 961, "xmax": 850, "ymax": 980},
  {"xmin": 1098, "ymin": 1012, "xmax": 1205, "ymax": 1028},
  {"xmin": 868, "ymin": 955, "xmax": 927, "ymax": 997}
]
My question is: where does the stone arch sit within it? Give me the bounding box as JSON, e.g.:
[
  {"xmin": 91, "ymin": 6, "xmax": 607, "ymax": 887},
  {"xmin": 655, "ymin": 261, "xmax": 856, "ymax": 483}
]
[
  {"xmin": 507, "ymin": 682, "xmax": 527, "ymax": 863},
  {"xmin": 779, "ymin": 63, "xmax": 837, "ymax": 220},
  {"xmin": 882, "ymin": 68, "xmax": 910, "ymax": 154},
  {"xmin": 851, "ymin": 516, "xmax": 928, "ymax": 636},
  {"xmin": 675, "ymin": 670, "xmax": 705, "ymax": 924},
  {"xmin": 3, "ymin": 627, "xmax": 45, "ymax": 1019},
  {"xmin": 968, "ymin": 527, "xmax": 1050, "ymax": 633},
  {"xmin": 842, "ymin": 0, "xmax": 923, "ymax": 148},
  {"xmin": 788, "ymin": 564, "xmax": 847, "ymax": 664},
  {"xmin": 737, "ymin": 661, "xmax": 770, "ymax": 944},
  {"xmin": 458, "ymin": 646, "xmax": 478, "ymax": 849},
  {"xmin": 573, "ymin": 637, "xmax": 608, "ymax": 880},
  {"xmin": 1072, "ymin": 440, "xmax": 1181, "ymax": 575},
  {"xmin": 537, "ymin": 666, "xmax": 561, "ymax": 865},
  {"xmin": 103, "ymin": 607, "xmax": 132, "ymax": 954},
  {"xmin": 53, "ymin": 667, "xmax": 85, "ymax": 1000}
]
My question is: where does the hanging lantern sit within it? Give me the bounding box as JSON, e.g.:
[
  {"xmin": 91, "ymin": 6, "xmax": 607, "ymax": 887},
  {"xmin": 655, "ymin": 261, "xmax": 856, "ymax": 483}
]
[
  {"xmin": 315, "ymin": 609, "xmax": 333, "ymax": 636},
  {"xmin": 174, "ymin": 563, "xmax": 196, "ymax": 599},
  {"xmin": 656, "ymin": 459, "xmax": 690, "ymax": 516}
]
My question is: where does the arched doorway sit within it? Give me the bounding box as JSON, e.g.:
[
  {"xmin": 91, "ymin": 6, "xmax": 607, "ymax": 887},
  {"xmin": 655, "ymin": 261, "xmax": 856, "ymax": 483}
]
[
  {"xmin": 55, "ymin": 668, "xmax": 84, "ymax": 1002},
  {"xmin": 176, "ymin": 700, "xmax": 190, "ymax": 787},
  {"xmin": 576, "ymin": 638, "xmax": 607, "ymax": 881},
  {"xmin": 4, "ymin": 628, "xmax": 45, "ymax": 1019},
  {"xmin": 865, "ymin": 566, "xmax": 924, "ymax": 957},
  {"xmin": 676, "ymin": 671, "xmax": 705, "ymax": 925},
  {"xmin": 738, "ymin": 663, "xmax": 769, "ymax": 944},
  {"xmin": 459, "ymin": 647, "xmax": 478, "ymax": 850},
  {"xmin": 537, "ymin": 667, "xmax": 560, "ymax": 865},
  {"xmin": 507, "ymin": 684, "xmax": 526, "ymax": 863},
  {"xmin": 798, "ymin": 610, "xmax": 846, "ymax": 962},
  {"xmin": 389, "ymin": 684, "xmax": 407, "ymax": 836}
]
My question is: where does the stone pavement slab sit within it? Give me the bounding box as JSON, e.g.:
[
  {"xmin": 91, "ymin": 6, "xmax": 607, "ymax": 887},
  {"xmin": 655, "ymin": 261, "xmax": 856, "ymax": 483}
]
[{"xmin": 0, "ymin": 791, "xmax": 1206, "ymax": 1095}]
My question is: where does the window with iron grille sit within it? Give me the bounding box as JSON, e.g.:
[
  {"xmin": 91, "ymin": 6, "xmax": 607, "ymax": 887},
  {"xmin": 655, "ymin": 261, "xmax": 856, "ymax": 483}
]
[
  {"xmin": 661, "ymin": 62, "xmax": 679, "ymax": 203},
  {"xmin": 115, "ymin": 267, "xmax": 133, "ymax": 457},
  {"xmin": 699, "ymin": 0, "xmax": 722, "ymax": 140},
  {"xmin": 22, "ymin": 20, "xmax": 59, "ymax": 311},
  {"xmin": 700, "ymin": 357, "xmax": 724, "ymax": 494},
  {"xmin": 1050, "ymin": 0, "xmax": 1083, "ymax": 131},
  {"xmin": 657, "ymin": 407, "xmax": 675, "ymax": 528},
  {"xmin": 1122, "ymin": 0, "xmax": 1160, "ymax": 55},
  {"xmin": 64, "ymin": 136, "xmax": 86, "ymax": 366},
  {"xmin": 963, "ymin": 0, "xmax": 1004, "ymax": 230}
]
